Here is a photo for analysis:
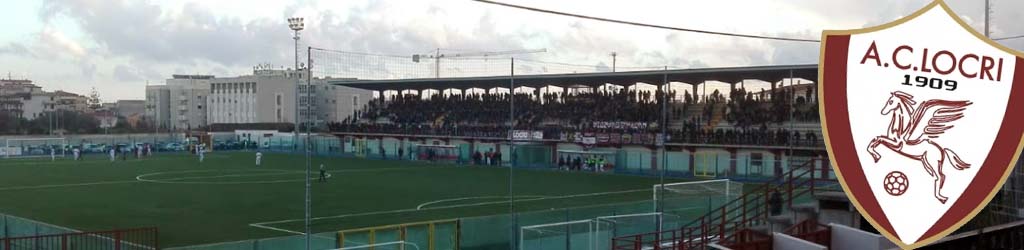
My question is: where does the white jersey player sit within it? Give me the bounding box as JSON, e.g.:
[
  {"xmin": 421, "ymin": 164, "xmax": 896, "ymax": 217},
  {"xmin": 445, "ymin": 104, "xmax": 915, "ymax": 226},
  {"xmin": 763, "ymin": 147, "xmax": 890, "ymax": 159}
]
[
  {"xmin": 256, "ymin": 152, "xmax": 263, "ymax": 166},
  {"xmin": 198, "ymin": 145, "xmax": 205, "ymax": 163},
  {"xmin": 50, "ymin": 147, "xmax": 56, "ymax": 161},
  {"xmin": 73, "ymin": 148, "xmax": 80, "ymax": 161},
  {"xmin": 109, "ymin": 148, "xmax": 116, "ymax": 162}
]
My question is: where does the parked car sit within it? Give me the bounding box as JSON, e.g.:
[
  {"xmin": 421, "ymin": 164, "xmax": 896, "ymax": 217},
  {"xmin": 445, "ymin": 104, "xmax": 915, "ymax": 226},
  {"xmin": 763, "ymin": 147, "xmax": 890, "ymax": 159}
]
[
  {"xmin": 164, "ymin": 143, "xmax": 184, "ymax": 151},
  {"xmin": 83, "ymin": 144, "xmax": 106, "ymax": 153},
  {"xmin": 27, "ymin": 146, "xmax": 45, "ymax": 155}
]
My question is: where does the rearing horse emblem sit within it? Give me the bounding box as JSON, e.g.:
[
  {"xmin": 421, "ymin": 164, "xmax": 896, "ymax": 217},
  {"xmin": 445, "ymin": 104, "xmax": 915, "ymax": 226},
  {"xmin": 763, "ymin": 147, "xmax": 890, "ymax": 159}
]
[{"xmin": 867, "ymin": 91, "xmax": 972, "ymax": 204}]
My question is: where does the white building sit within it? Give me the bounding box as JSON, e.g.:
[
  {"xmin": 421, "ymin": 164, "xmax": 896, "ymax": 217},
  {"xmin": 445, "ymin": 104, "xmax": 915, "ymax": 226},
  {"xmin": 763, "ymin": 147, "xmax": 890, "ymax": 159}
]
[
  {"xmin": 115, "ymin": 100, "xmax": 145, "ymax": 118},
  {"xmin": 145, "ymin": 85, "xmax": 170, "ymax": 130},
  {"xmin": 209, "ymin": 69, "xmax": 296, "ymax": 124},
  {"xmin": 315, "ymin": 80, "xmax": 373, "ymax": 125},
  {"xmin": 0, "ymin": 80, "xmax": 59, "ymax": 120},
  {"xmin": 145, "ymin": 75, "xmax": 212, "ymax": 131},
  {"xmin": 207, "ymin": 68, "xmax": 372, "ymax": 127}
]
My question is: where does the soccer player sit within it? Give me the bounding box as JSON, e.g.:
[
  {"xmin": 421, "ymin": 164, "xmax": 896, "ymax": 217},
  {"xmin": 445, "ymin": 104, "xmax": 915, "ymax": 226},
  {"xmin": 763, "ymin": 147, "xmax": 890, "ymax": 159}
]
[
  {"xmin": 198, "ymin": 144, "xmax": 205, "ymax": 163},
  {"xmin": 72, "ymin": 147, "xmax": 80, "ymax": 161},
  {"xmin": 49, "ymin": 146, "xmax": 55, "ymax": 161},
  {"xmin": 109, "ymin": 147, "xmax": 115, "ymax": 162},
  {"xmin": 255, "ymin": 151, "xmax": 263, "ymax": 167},
  {"xmin": 318, "ymin": 163, "xmax": 327, "ymax": 183}
]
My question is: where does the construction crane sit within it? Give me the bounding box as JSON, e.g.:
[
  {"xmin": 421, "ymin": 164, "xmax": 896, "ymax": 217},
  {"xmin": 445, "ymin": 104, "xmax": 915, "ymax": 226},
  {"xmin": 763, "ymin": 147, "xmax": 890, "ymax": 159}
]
[{"xmin": 413, "ymin": 48, "xmax": 548, "ymax": 78}]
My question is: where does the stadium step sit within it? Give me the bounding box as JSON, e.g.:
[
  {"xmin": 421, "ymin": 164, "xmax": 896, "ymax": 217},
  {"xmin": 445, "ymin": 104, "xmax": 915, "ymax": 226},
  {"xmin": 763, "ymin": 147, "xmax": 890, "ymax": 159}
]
[
  {"xmin": 611, "ymin": 159, "xmax": 843, "ymax": 250},
  {"xmin": 768, "ymin": 212, "xmax": 795, "ymax": 232},
  {"xmin": 813, "ymin": 191, "xmax": 849, "ymax": 202}
]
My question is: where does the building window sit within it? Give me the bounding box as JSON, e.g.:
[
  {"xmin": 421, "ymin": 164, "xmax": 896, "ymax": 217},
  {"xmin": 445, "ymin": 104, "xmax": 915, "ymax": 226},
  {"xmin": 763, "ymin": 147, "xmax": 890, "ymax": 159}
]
[{"xmin": 276, "ymin": 95, "xmax": 282, "ymax": 105}]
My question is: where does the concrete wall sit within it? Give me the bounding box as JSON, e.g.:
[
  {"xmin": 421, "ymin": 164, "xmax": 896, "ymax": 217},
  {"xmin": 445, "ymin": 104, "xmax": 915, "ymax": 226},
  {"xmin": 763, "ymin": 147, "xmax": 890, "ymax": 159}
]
[
  {"xmin": 340, "ymin": 136, "xmax": 811, "ymax": 179},
  {"xmin": 146, "ymin": 86, "xmax": 171, "ymax": 130},
  {"xmin": 325, "ymin": 85, "xmax": 373, "ymax": 123},
  {"xmin": 116, "ymin": 100, "xmax": 145, "ymax": 117},
  {"xmin": 254, "ymin": 75, "xmax": 296, "ymax": 124},
  {"xmin": 830, "ymin": 223, "xmax": 897, "ymax": 250},
  {"xmin": 773, "ymin": 233, "xmax": 827, "ymax": 250}
]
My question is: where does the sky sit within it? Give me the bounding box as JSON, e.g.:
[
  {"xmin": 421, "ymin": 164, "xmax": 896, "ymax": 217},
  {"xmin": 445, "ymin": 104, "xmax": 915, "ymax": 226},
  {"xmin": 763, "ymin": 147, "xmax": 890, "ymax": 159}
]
[{"xmin": 2, "ymin": 0, "xmax": 1024, "ymax": 102}]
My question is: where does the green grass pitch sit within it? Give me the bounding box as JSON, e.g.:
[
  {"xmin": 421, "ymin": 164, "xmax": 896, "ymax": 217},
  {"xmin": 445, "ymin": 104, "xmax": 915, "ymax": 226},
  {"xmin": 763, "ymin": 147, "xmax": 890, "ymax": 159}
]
[{"xmin": 0, "ymin": 152, "xmax": 708, "ymax": 247}]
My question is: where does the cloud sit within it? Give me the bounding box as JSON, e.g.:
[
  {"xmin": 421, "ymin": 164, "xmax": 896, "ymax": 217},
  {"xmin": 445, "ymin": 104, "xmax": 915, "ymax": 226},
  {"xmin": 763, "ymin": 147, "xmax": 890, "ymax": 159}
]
[
  {"xmin": 9, "ymin": 0, "xmax": 1024, "ymax": 102},
  {"xmin": 0, "ymin": 43, "xmax": 33, "ymax": 57},
  {"xmin": 38, "ymin": 27, "xmax": 86, "ymax": 59},
  {"xmin": 0, "ymin": 27, "xmax": 86, "ymax": 61},
  {"xmin": 113, "ymin": 64, "xmax": 142, "ymax": 82},
  {"xmin": 40, "ymin": 0, "xmax": 291, "ymax": 67}
]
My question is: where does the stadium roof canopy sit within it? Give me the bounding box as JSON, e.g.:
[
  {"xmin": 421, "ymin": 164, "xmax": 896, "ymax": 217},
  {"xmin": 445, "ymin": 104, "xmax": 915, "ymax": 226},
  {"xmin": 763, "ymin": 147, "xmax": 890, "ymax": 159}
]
[{"xmin": 328, "ymin": 64, "xmax": 817, "ymax": 91}]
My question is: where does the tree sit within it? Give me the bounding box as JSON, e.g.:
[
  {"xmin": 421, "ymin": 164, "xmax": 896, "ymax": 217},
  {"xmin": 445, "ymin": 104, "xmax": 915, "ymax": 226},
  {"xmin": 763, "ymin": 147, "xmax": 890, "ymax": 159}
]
[
  {"xmin": 0, "ymin": 110, "xmax": 28, "ymax": 134},
  {"xmin": 87, "ymin": 87, "xmax": 101, "ymax": 109}
]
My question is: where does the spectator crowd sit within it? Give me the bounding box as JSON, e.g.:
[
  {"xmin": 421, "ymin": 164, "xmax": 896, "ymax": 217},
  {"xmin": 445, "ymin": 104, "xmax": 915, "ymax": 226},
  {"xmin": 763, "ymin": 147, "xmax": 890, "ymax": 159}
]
[{"xmin": 329, "ymin": 85, "xmax": 822, "ymax": 147}]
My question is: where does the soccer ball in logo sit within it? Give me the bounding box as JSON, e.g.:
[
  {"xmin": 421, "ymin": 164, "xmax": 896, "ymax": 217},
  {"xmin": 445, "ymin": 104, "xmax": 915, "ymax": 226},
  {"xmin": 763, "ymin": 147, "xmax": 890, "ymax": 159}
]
[{"xmin": 883, "ymin": 171, "xmax": 909, "ymax": 196}]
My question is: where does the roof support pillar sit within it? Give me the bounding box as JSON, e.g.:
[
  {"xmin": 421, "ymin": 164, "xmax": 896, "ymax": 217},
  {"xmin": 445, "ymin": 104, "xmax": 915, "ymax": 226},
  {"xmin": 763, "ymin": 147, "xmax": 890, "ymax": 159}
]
[{"xmin": 692, "ymin": 83, "xmax": 699, "ymax": 104}]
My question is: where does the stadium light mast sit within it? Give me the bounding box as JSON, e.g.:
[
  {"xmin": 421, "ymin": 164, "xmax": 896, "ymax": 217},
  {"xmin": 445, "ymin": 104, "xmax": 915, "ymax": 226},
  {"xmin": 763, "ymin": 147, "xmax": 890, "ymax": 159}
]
[
  {"xmin": 657, "ymin": 66, "xmax": 668, "ymax": 232},
  {"xmin": 287, "ymin": 16, "xmax": 311, "ymax": 250},
  {"xmin": 289, "ymin": 17, "xmax": 304, "ymax": 150},
  {"xmin": 508, "ymin": 57, "xmax": 515, "ymax": 250}
]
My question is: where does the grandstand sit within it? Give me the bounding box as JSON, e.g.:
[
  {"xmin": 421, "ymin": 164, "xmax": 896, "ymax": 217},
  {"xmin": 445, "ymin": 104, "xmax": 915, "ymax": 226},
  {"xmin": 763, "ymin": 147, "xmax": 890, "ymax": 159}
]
[
  {"xmin": 2, "ymin": 58, "xmax": 1021, "ymax": 250},
  {"xmin": 318, "ymin": 59, "xmax": 1023, "ymax": 249},
  {"xmin": 330, "ymin": 65, "xmax": 822, "ymax": 147},
  {"xmin": 316, "ymin": 62, "xmax": 837, "ymax": 250}
]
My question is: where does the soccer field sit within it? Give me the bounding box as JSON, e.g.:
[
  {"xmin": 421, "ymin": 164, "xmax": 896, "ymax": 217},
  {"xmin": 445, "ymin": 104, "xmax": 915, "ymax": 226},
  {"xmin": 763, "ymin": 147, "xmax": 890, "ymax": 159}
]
[{"xmin": 0, "ymin": 152, "xmax": 723, "ymax": 248}]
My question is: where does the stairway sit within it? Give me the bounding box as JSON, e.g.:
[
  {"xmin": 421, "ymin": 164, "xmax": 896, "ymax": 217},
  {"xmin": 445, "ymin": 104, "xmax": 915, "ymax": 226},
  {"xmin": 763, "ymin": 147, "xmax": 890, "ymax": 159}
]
[
  {"xmin": 704, "ymin": 103, "xmax": 727, "ymax": 131},
  {"xmin": 611, "ymin": 159, "xmax": 842, "ymax": 250}
]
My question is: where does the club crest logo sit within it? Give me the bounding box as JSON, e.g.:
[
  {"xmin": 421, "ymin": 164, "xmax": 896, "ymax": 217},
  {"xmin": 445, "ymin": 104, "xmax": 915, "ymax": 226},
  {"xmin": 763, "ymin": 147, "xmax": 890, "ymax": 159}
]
[{"xmin": 819, "ymin": 1, "xmax": 1024, "ymax": 248}]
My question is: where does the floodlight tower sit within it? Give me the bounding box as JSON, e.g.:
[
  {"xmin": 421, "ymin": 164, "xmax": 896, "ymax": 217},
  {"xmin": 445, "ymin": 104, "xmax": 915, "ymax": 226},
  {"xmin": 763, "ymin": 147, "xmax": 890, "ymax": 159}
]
[
  {"xmin": 287, "ymin": 16, "xmax": 311, "ymax": 250},
  {"xmin": 288, "ymin": 17, "xmax": 304, "ymax": 148}
]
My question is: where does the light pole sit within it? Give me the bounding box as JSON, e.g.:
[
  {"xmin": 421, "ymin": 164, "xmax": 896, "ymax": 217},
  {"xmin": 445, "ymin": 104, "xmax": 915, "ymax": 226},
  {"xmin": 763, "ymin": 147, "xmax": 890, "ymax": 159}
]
[
  {"xmin": 287, "ymin": 16, "xmax": 310, "ymax": 250},
  {"xmin": 289, "ymin": 17, "xmax": 304, "ymax": 150}
]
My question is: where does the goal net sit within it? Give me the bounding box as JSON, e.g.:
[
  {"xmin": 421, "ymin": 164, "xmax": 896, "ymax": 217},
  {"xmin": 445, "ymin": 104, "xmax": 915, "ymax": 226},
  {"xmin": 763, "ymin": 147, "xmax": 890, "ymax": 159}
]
[
  {"xmin": 653, "ymin": 179, "xmax": 743, "ymax": 222},
  {"xmin": 413, "ymin": 144, "xmax": 459, "ymax": 163},
  {"xmin": 520, "ymin": 219, "xmax": 595, "ymax": 250},
  {"xmin": 333, "ymin": 241, "xmax": 420, "ymax": 250},
  {"xmin": 4, "ymin": 138, "xmax": 67, "ymax": 159},
  {"xmin": 594, "ymin": 212, "xmax": 682, "ymax": 250}
]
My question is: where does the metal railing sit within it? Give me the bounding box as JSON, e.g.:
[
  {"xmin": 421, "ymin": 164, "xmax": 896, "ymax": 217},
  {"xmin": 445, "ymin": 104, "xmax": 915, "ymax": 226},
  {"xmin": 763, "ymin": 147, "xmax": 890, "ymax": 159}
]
[
  {"xmin": 611, "ymin": 159, "xmax": 839, "ymax": 250},
  {"xmin": 0, "ymin": 227, "xmax": 158, "ymax": 250}
]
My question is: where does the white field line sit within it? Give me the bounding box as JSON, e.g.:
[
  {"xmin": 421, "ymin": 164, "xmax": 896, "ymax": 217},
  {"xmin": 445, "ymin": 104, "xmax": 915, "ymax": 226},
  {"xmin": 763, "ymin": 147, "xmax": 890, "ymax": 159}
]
[
  {"xmin": 415, "ymin": 195, "xmax": 548, "ymax": 210},
  {"xmin": 249, "ymin": 223, "xmax": 307, "ymax": 235},
  {"xmin": 333, "ymin": 241, "xmax": 421, "ymax": 250},
  {"xmin": 0, "ymin": 173, "xmax": 297, "ymax": 191},
  {"xmin": 247, "ymin": 223, "xmax": 336, "ymax": 241},
  {"xmin": 0, "ymin": 180, "xmax": 140, "ymax": 191},
  {"xmin": 136, "ymin": 171, "xmax": 301, "ymax": 182},
  {"xmin": 0, "ymin": 167, "xmax": 423, "ymax": 191},
  {"xmin": 252, "ymin": 188, "xmax": 651, "ymax": 227},
  {"xmin": 0, "ymin": 158, "xmax": 150, "ymax": 167}
]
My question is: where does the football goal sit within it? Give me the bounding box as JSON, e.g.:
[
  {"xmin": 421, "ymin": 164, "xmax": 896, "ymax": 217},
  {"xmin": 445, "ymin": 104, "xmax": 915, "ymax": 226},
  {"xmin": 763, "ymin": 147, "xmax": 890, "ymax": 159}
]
[
  {"xmin": 4, "ymin": 138, "xmax": 67, "ymax": 159},
  {"xmin": 333, "ymin": 241, "xmax": 421, "ymax": 250},
  {"xmin": 520, "ymin": 219, "xmax": 595, "ymax": 250},
  {"xmin": 413, "ymin": 144, "xmax": 459, "ymax": 163},
  {"xmin": 653, "ymin": 179, "xmax": 743, "ymax": 220},
  {"xmin": 594, "ymin": 212, "xmax": 683, "ymax": 249}
]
